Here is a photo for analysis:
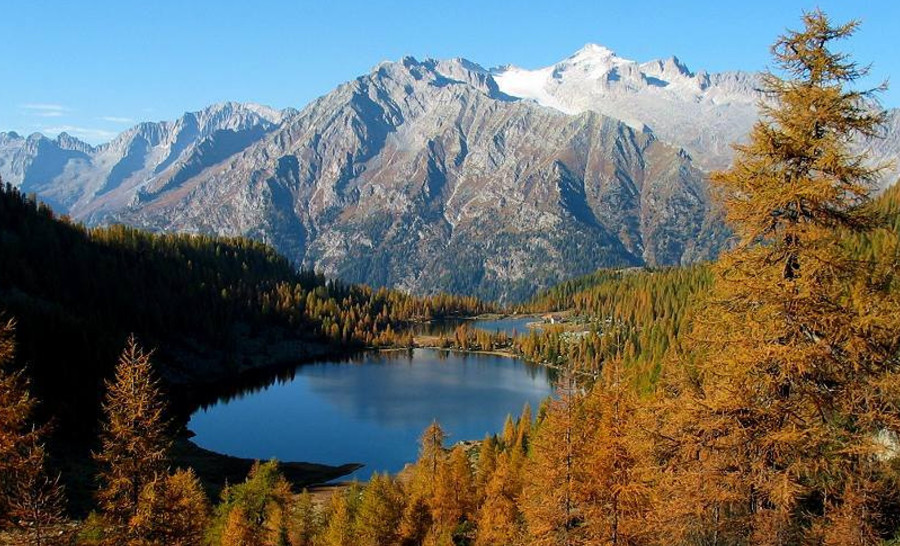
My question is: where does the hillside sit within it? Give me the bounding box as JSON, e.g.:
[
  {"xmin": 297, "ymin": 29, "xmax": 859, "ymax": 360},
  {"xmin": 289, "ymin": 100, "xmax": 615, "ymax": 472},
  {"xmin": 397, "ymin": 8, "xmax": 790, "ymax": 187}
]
[{"xmin": 0, "ymin": 182, "xmax": 487, "ymax": 438}]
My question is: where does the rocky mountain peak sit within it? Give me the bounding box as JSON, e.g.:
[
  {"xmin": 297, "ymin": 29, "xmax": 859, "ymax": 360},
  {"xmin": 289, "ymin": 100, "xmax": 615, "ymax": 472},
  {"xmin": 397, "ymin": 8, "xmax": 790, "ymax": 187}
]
[
  {"xmin": 3, "ymin": 47, "xmax": 897, "ymax": 301},
  {"xmin": 55, "ymin": 132, "xmax": 95, "ymax": 154},
  {"xmin": 570, "ymin": 43, "xmax": 618, "ymax": 62},
  {"xmin": 492, "ymin": 44, "xmax": 761, "ymax": 169}
]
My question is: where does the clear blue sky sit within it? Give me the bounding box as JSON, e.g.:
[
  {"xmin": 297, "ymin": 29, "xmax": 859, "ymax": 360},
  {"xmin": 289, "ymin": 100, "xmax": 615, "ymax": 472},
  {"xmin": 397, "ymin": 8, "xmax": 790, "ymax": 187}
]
[{"xmin": 2, "ymin": 0, "xmax": 897, "ymax": 144}]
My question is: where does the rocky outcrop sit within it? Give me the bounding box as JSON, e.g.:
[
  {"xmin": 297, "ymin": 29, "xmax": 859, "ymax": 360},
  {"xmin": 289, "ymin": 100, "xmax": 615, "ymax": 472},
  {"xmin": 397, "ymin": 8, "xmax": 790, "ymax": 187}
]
[{"xmin": 4, "ymin": 46, "xmax": 895, "ymax": 301}]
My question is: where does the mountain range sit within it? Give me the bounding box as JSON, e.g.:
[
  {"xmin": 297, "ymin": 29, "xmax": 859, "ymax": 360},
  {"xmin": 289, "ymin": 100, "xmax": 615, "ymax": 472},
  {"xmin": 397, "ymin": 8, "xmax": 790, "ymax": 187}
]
[{"xmin": 2, "ymin": 45, "xmax": 897, "ymax": 301}]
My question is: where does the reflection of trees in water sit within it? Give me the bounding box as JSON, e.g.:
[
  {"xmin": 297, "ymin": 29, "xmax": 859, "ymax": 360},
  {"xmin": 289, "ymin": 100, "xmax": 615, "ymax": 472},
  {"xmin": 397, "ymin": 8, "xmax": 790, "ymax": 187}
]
[
  {"xmin": 184, "ymin": 350, "xmax": 367, "ymax": 412},
  {"xmin": 185, "ymin": 348, "xmax": 556, "ymax": 475},
  {"xmin": 182, "ymin": 317, "xmax": 559, "ymax": 429},
  {"xmin": 186, "ymin": 348, "xmax": 554, "ymax": 418}
]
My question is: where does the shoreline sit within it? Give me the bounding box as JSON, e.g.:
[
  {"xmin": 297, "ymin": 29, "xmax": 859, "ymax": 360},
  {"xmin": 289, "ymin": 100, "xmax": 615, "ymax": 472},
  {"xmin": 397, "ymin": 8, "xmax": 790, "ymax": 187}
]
[
  {"xmin": 179, "ymin": 315, "xmax": 561, "ymax": 497},
  {"xmin": 171, "ymin": 435, "xmax": 363, "ymax": 500}
]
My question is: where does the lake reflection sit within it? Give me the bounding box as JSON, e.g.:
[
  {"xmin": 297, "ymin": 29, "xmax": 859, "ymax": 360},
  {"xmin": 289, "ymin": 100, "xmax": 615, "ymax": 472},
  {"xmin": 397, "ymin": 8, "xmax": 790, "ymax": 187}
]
[{"xmin": 188, "ymin": 349, "xmax": 553, "ymax": 480}]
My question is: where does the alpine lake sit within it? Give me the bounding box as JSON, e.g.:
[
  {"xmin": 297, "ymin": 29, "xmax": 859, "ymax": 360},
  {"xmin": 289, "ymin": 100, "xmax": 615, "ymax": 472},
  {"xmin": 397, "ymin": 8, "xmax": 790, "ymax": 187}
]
[{"xmin": 187, "ymin": 318, "xmax": 553, "ymax": 480}]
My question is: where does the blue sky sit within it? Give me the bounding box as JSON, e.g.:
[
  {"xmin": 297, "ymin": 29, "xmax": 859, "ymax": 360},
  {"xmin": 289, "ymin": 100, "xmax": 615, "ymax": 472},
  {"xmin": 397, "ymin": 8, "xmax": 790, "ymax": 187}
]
[{"xmin": 1, "ymin": 1, "xmax": 897, "ymax": 144}]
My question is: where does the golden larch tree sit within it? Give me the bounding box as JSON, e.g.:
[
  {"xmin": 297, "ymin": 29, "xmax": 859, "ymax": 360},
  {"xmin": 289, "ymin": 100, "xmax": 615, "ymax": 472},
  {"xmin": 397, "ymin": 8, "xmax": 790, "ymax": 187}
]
[
  {"xmin": 287, "ymin": 489, "xmax": 321, "ymax": 546},
  {"xmin": 354, "ymin": 472, "xmax": 404, "ymax": 546},
  {"xmin": 0, "ymin": 318, "xmax": 38, "ymax": 521},
  {"xmin": 208, "ymin": 460, "xmax": 294, "ymax": 546},
  {"xmin": 93, "ymin": 335, "xmax": 171, "ymax": 536},
  {"xmin": 474, "ymin": 449, "xmax": 525, "ymax": 546},
  {"xmin": 579, "ymin": 358, "xmax": 651, "ymax": 546},
  {"xmin": 0, "ymin": 318, "xmax": 67, "ymax": 544},
  {"xmin": 658, "ymin": 10, "xmax": 900, "ymax": 544},
  {"xmin": 130, "ymin": 468, "xmax": 210, "ymax": 546},
  {"xmin": 431, "ymin": 444, "xmax": 475, "ymax": 543},
  {"xmin": 521, "ymin": 373, "xmax": 588, "ymax": 546},
  {"xmin": 319, "ymin": 485, "xmax": 359, "ymax": 546}
]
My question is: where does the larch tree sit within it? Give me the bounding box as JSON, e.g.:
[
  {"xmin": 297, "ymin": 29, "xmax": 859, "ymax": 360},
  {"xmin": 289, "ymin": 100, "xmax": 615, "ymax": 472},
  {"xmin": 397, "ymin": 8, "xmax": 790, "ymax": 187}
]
[
  {"xmin": 208, "ymin": 460, "xmax": 294, "ymax": 546},
  {"xmin": 400, "ymin": 420, "xmax": 446, "ymax": 544},
  {"xmin": 130, "ymin": 468, "xmax": 210, "ymax": 546},
  {"xmin": 7, "ymin": 436, "xmax": 67, "ymax": 546},
  {"xmin": 521, "ymin": 373, "xmax": 588, "ymax": 546},
  {"xmin": 287, "ymin": 489, "xmax": 321, "ymax": 546},
  {"xmin": 354, "ymin": 473, "xmax": 404, "ymax": 546},
  {"xmin": 658, "ymin": 10, "xmax": 900, "ymax": 544},
  {"xmin": 320, "ymin": 485, "xmax": 360, "ymax": 546},
  {"xmin": 219, "ymin": 506, "xmax": 255, "ymax": 546},
  {"xmin": 431, "ymin": 444, "xmax": 475, "ymax": 543},
  {"xmin": 474, "ymin": 435, "xmax": 499, "ymax": 507},
  {"xmin": 474, "ymin": 450, "xmax": 524, "ymax": 546},
  {"xmin": 0, "ymin": 318, "xmax": 67, "ymax": 544},
  {"xmin": 0, "ymin": 318, "xmax": 38, "ymax": 521},
  {"xmin": 93, "ymin": 335, "xmax": 171, "ymax": 537},
  {"xmin": 578, "ymin": 358, "xmax": 651, "ymax": 546}
]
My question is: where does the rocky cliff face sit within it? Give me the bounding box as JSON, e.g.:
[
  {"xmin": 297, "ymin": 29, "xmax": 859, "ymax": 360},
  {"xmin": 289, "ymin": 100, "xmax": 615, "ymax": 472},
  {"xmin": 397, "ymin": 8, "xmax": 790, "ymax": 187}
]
[
  {"xmin": 0, "ymin": 102, "xmax": 286, "ymax": 218},
  {"xmin": 492, "ymin": 44, "xmax": 762, "ymax": 171},
  {"xmin": 104, "ymin": 57, "xmax": 721, "ymax": 301},
  {"xmin": 3, "ymin": 46, "xmax": 895, "ymax": 301}
]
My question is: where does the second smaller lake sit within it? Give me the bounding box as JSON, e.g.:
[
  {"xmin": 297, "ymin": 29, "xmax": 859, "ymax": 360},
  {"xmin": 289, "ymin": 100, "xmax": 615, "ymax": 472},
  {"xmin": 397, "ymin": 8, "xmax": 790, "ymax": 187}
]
[{"xmin": 415, "ymin": 316, "xmax": 542, "ymax": 338}]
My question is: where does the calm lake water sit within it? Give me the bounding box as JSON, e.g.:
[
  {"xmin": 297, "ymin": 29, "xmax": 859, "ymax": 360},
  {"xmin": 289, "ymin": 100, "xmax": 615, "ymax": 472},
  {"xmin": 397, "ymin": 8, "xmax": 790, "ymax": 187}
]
[
  {"xmin": 471, "ymin": 317, "xmax": 538, "ymax": 337},
  {"xmin": 413, "ymin": 316, "xmax": 541, "ymax": 337},
  {"xmin": 188, "ymin": 348, "xmax": 553, "ymax": 480}
]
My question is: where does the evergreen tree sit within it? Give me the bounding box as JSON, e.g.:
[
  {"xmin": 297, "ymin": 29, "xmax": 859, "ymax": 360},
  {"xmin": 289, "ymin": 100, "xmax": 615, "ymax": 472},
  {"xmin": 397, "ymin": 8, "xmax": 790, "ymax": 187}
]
[{"xmin": 658, "ymin": 11, "xmax": 900, "ymax": 543}]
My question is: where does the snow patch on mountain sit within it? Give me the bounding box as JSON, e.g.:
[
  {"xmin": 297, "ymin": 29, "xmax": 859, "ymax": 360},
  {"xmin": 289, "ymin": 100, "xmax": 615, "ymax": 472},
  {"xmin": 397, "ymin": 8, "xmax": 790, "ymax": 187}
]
[{"xmin": 492, "ymin": 43, "xmax": 761, "ymax": 169}]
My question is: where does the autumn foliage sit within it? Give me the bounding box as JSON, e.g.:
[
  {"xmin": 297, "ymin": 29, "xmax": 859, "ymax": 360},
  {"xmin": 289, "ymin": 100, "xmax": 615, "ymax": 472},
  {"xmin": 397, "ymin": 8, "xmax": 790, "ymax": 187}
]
[{"xmin": 1, "ymin": 9, "xmax": 900, "ymax": 546}]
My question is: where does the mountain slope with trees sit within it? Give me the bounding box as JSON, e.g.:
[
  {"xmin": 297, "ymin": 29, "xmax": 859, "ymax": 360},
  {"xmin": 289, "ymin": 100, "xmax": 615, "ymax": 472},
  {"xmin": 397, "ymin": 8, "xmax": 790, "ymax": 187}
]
[{"xmin": 0, "ymin": 181, "xmax": 489, "ymax": 438}]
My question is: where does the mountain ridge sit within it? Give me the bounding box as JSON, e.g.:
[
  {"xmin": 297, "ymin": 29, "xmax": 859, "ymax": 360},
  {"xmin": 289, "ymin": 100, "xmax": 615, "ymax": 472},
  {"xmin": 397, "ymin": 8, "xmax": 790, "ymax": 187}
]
[{"xmin": 2, "ymin": 45, "xmax": 896, "ymax": 301}]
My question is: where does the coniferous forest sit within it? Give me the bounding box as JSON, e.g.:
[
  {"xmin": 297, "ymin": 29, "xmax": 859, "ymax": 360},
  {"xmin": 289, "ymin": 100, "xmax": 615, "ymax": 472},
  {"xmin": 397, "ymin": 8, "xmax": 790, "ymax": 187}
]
[{"xmin": 3, "ymin": 10, "xmax": 900, "ymax": 546}]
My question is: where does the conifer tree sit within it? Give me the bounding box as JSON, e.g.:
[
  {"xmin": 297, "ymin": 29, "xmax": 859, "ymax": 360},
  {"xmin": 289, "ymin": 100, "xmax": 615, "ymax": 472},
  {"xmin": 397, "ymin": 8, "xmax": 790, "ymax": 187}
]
[
  {"xmin": 0, "ymin": 319, "xmax": 67, "ymax": 544},
  {"xmin": 474, "ymin": 450, "xmax": 524, "ymax": 546},
  {"xmin": 220, "ymin": 506, "xmax": 255, "ymax": 546},
  {"xmin": 0, "ymin": 318, "xmax": 38, "ymax": 522},
  {"xmin": 521, "ymin": 373, "xmax": 588, "ymax": 546},
  {"xmin": 578, "ymin": 359, "xmax": 651, "ymax": 546},
  {"xmin": 130, "ymin": 468, "xmax": 210, "ymax": 546},
  {"xmin": 94, "ymin": 335, "xmax": 170, "ymax": 536},
  {"xmin": 7, "ymin": 434, "xmax": 67, "ymax": 546},
  {"xmin": 474, "ymin": 436, "xmax": 499, "ymax": 507},
  {"xmin": 208, "ymin": 460, "xmax": 294, "ymax": 546},
  {"xmin": 354, "ymin": 473, "xmax": 404, "ymax": 546},
  {"xmin": 432, "ymin": 445, "xmax": 475, "ymax": 543},
  {"xmin": 418, "ymin": 421, "xmax": 447, "ymax": 494},
  {"xmin": 401, "ymin": 421, "xmax": 447, "ymax": 545},
  {"xmin": 287, "ymin": 489, "xmax": 320, "ymax": 546},
  {"xmin": 320, "ymin": 485, "xmax": 360, "ymax": 546},
  {"xmin": 514, "ymin": 403, "xmax": 532, "ymax": 454},
  {"xmin": 658, "ymin": 10, "xmax": 900, "ymax": 543}
]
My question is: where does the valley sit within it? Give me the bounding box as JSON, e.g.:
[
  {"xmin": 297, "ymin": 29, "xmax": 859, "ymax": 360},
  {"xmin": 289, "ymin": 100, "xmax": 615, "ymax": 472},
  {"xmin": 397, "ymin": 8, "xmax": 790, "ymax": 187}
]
[{"xmin": 2, "ymin": 6, "xmax": 900, "ymax": 546}]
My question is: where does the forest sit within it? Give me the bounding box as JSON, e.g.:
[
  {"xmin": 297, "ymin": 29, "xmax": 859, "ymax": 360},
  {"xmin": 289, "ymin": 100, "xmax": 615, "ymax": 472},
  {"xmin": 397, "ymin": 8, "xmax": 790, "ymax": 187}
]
[{"xmin": 3, "ymin": 10, "xmax": 900, "ymax": 546}]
